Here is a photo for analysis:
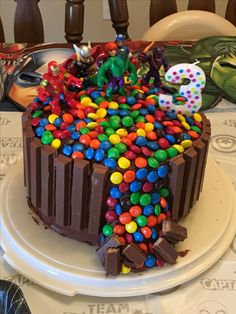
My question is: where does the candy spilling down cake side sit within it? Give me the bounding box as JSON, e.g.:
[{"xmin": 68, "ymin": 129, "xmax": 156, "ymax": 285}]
[{"xmin": 22, "ymin": 41, "xmax": 211, "ymax": 276}]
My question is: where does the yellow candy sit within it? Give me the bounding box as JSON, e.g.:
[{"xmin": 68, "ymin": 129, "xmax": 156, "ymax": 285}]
[
  {"xmin": 51, "ymin": 138, "xmax": 61, "ymax": 150},
  {"xmin": 145, "ymin": 122, "xmax": 154, "ymax": 132},
  {"xmin": 181, "ymin": 140, "xmax": 192, "ymax": 149},
  {"xmin": 172, "ymin": 144, "xmax": 184, "ymax": 153},
  {"xmin": 110, "ymin": 172, "xmax": 123, "ymax": 185},
  {"xmin": 125, "ymin": 221, "xmax": 137, "ymax": 233},
  {"xmin": 48, "ymin": 114, "xmax": 59, "ymax": 124},
  {"xmin": 182, "ymin": 121, "xmax": 190, "ymax": 130},
  {"xmin": 116, "ymin": 128, "xmax": 128, "ymax": 137},
  {"xmin": 87, "ymin": 113, "xmax": 99, "ymax": 120},
  {"xmin": 146, "ymin": 94, "xmax": 155, "ymax": 99},
  {"xmin": 109, "ymin": 134, "xmax": 121, "ymax": 145},
  {"xmin": 136, "ymin": 89, "xmax": 144, "ymax": 94},
  {"xmin": 193, "ymin": 113, "xmax": 202, "ymax": 123},
  {"xmin": 177, "ymin": 114, "xmax": 186, "ymax": 122},
  {"xmin": 121, "ymin": 264, "xmax": 131, "ymax": 274},
  {"xmin": 81, "ymin": 96, "xmax": 92, "ymax": 106},
  {"xmin": 108, "ymin": 101, "xmax": 119, "ymax": 109},
  {"xmin": 87, "ymin": 102, "xmax": 98, "ymax": 109},
  {"xmin": 87, "ymin": 122, "xmax": 98, "ymax": 129},
  {"xmin": 118, "ymin": 157, "xmax": 131, "ymax": 169},
  {"xmin": 96, "ymin": 108, "xmax": 107, "ymax": 118},
  {"xmin": 136, "ymin": 128, "xmax": 146, "ymax": 137}
]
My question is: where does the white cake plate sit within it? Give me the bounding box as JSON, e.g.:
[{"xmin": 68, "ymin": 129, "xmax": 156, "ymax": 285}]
[{"xmin": 0, "ymin": 159, "xmax": 236, "ymax": 297}]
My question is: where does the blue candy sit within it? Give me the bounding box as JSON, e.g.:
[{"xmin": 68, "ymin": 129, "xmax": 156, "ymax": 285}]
[
  {"xmin": 35, "ymin": 126, "xmax": 45, "ymax": 137},
  {"xmin": 147, "ymin": 170, "xmax": 158, "ymax": 183},
  {"xmin": 143, "ymin": 205, "xmax": 154, "ymax": 216},
  {"xmin": 54, "ymin": 117, "xmax": 63, "ymax": 128},
  {"xmin": 110, "ymin": 187, "xmax": 122, "ymax": 199},
  {"xmin": 136, "ymin": 136, "xmax": 147, "ymax": 147},
  {"xmin": 133, "ymin": 231, "xmax": 144, "ymax": 242},
  {"xmin": 183, "ymin": 133, "xmax": 191, "ymax": 140},
  {"xmin": 165, "ymin": 134, "xmax": 176, "ymax": 144},
  {"xmin": 100, "ymin": 140, "xmax": 112, "ymax": 151},
  {"xmin": 147, "ymin": 104, "xmax": 155, "ymax": 113},
  {"xmin": 71, "ymin": 132, "xmax": 81, "ymax": 140},
  {"xmin": 145, "ymin": 254, "xmax": 156, "ymax": 268},
  {"xmin": 94, "ymin": 149, "xmax": 105, "ymax": 162},
  {"xmin": 66, "ymin": 124, "xmax": 76, "ymax": 133},
  {"xmin": 119, "ymin": 109, "xmax": 129, "ymax": 117},
  {"xmin": 72, "ymin": 143, "xmax": 84, "ymax": 152},
  {"xmin": 136, "ymin": 168, "xmax": 148, "ymax": 180},
  {"xmin": 39, "ymin": 118, "xmax": 48, "ymax": 127},
  {"xmin": 84, "ymin": 118, "xmax": 92, "ymax": 123},
  {"xmin": 126, "ymin": 96, "xmax": 136, "ymax": 105},
  {"xmin": 154, "ymin": 121, "xmax": 164, "ymax": 129},
  {"xmin": 107, "ymin": 109, "xmax": 119, "ymax": 116},
  {"xmin": 166, "ymin": 111, "xmax": 177, "ymax": 119},
  {"xmin": 147, "ymin": 141, "xmax": 159, "ymax": 151},
  {"xmin": 151, "ymin": 228, "xmax": 158, "ymax": 240},
  {"xmin": 115, "ymin": 203, "xmax": 122, "ymax": 215},
  {"xmin": 151, "ymin": 192, "xmax": 160, "ymax": 204},
  {"xmin": 130, "ymin": 181, "xmax": 142, "ymax": 193},
  {"xmin": 186, "ymin": 116, "xmax": 194, "ymax": 125},
  {"xmin": 85, "ymin": 148, "xmax": 95, "ymax": 160},
  {"xmin": 140, "ymin": 108, "xmax": 149, "ymax": 116},
  {"xmin": 103, "ymin": 158, "xmax": 117, "ymax": 170},
  {"xmin": 63, "ymin": 145, "xmax": 72, "ymax": 156},
  {"xmin": 158, "ymin": 165, "xmax": 169, "ymax": 178},
  {"xmin": 90, "ymin": 91, "xmax": 101, "ymax": 99}
]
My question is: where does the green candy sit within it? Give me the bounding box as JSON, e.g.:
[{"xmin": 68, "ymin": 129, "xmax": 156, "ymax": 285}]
[
  {"xmin": 129, "ymin": 110, "xmax": 140, "ymax": 119},
  {"xmin": 155, "ymin": 149, "xmax": 168, "ymax": 162},
  {"xmin": 80, "ymin": 127, "xmax": 90, "ymax": 134},
  {"xmin": 166, "ymin": 147, "xmax": 178, "ymax": 158},
  {"xmin": 136, "ymin": 215, "xmax": 147, "ymax": 227},
  {"xmin": 98, "ymin": 134, "xmax": 108, "ymax": 142},
  {"xmin": 32, "ymin": 110, "xmax": 43, "ymax": 118},
  {"xmin": 100, "ymin": 121, "xmax": 110, "ymax": 129},
  {"xmin": 107, "ymin": 148, "xmax": 120, "ymax": 159},
  {"xmin": 191, "ymin": 125, "xmax": 201, "ymax": 134},
  {"xmin": 122, "ymin": 116, "xmax": 134, "ymax": 128},
  {"xmin": 105, "ymin": 128, "xmax": 116, "ymax": 136},
  {"xmin": 148, "ymin": 157, "xmax": 159, "ymax": 168},
  {"xmin": 151, "ymin": 95, "xmax": 159, "ymax": 103},
  {"xmin": 95, "ymin": 96, "xmax": 105, "ymax": 105},
  {"xmin": 135, "ymin": 116, "xmax": 145, "ymax": 123},
  {"xmin": 41, "ymin": 130, "xmax": 54, "ymax": 145},
  {"xmin": 109, "ymin": 119, "xmax": 120, "ymax": 130},
  {"xmin": 140, "ymin": 194, "xmax": 151, "ymax": 206},
  {"xmin": 115, "ymin": 143, "xmax": 127, "ymax": 154},
  {"xmin": 154, "ymin": 204, "xmax": 161, "ymax": 216},
  {"xmin": 102, "ymin": 224, "xmax": 113, "ymax": 236},
  {"xmin": 119, "ymin": 104, "xmax": 130, "ymax": 110},
  {"xmin": 130, "ymin": 192, "xmax": 140, "ymax": 205},
  {"xmin": 159, "ymin": 187, "xmax": 169, "ymax": 198},
  {"xmin": 109, "ymin": 115, "xmax": 121, "ymax": 121}
]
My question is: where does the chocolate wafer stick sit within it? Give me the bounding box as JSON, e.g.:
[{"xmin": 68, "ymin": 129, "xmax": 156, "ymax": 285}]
[
  {"xmin": 153, "ymin": 237, "xmax": 178, "ymax": 264},
  {"xmin": 30, "ymin": 138, "xmax": 41, "ymax": 209},
  {"xmin": 105, "ymin": 248, "xmax": 121, "ymax": 276}
]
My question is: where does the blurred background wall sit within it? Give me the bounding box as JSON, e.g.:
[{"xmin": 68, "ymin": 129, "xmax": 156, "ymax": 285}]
[{"xmin": 0, "ymin": 0, "xmax": 229, "ymax": 43}]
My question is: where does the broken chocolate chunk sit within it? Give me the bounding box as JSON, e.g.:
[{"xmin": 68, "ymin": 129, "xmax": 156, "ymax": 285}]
[
  {"xmin": 96, "ymin": 235, "xmax": 122, "ymax": 266},
  {"xmin": 153, "ymin": 237, "xmax": 178, "ymax": 264},
  {"xmin": 122, "ymin": 243, "xmax": 146, "ymax": 268},
  {"xmin": 105, "ymin": 248, "xmax": 121, "ymax": 276},
  {"xmin": 162, "ymin": 220, "xmax": 187, "ymax": 243}
]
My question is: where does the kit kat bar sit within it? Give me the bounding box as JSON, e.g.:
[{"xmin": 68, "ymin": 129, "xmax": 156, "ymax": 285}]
[
  {"xmin": 97, "ymin": 234, "xmax": 123, "ymax": 265},
  {"xmin": 30, "ymin": 138, "xmax": 41, "ymax": 209},
  {"xmin": 71, "ymin": 159, "xmax": 90, "ymax": 231},
  {"xmin": 168, "ymin": 155, "xmax": 185, "ymax": 221},
  {"xmin": 190, "ymin": 139, "xmax": 206, "ymax": 208},
  {"xmin": 153, "ymin": 237, "xmax": 178, "ymax": 264},
  {"xmin": 88, "ymin": 164, "xmax": 108, "ymax": 235},
  {"xmin": 122, "ymin": 243, "xmax": 146, "ymax": 268},
  {"xmin": 40, "ymin": 146, "xmax": 56, "ymax": 218},
  {"xmin": 162, "ymin": 220, "xmax": 187, "ymax": 242},
  {"xmin": 105, "ymin": 248, "xmax": 121, "ymax": 276},
  {"xmin": 198, "ymin": 131, "xmax": 211, "ymax": 197},
  {"xmin": 179, "ymin": 147, "xmax": 197, "ymax": 218},
  {"xmin": 22, "ymin": 127, "xmax": 35, "ymax": 192},
  {"xmin": 54, "ymin": 154, "xmax": 72, "ymax": 226}
]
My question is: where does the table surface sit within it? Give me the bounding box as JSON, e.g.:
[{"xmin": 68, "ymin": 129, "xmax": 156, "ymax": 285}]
[{"xmin": 1, "ymin": 42, "xmax": 236, "ymax": 314}]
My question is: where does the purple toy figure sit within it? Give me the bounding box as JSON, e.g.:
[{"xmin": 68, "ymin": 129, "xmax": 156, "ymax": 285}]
[{"xmin": 139, "ymin": 44, "xmax": 168, "ymax": 87}]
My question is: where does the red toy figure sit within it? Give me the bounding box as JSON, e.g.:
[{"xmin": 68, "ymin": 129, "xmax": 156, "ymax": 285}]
[{"xmin": 104, "ymin": 42, "xmax": 118, "ymax": 58}]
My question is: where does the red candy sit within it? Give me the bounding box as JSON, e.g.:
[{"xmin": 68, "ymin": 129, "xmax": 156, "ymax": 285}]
[
  {"xmin": 106, "ymin": 196, "xmax": 117, "ymax": 208},
  {"xmin": 124, "ymin": 150, "xmax": 137, "ymax": 160},
  {"xmin": 60, "ymin": 122, "xmax": 69, "ymax": 130},
  {"xmin": 158, "ymin": 138, "xmax": 170, "ymax": 149},
  {"xmin": 130, "ymin": 144, "xmax": 141, "ymax": 154},
  {"xmin": 142, "ymin": 182, "xmax": 154, "ymax": 193},
  {"xmin": 62, "ymin": 113, "xmax": 74, "ymax": 124},
  {"xmin": 141, "ymin": 146, "xmax": 151, "ymax": 157},
  {"xmin": 105, "ymin": 210, "xmax": 117, "ymax": 223},
  {"xmin": 53, "ymin": 129, "xmax": 62, "ymax": 139},
  {"xmin": 79, "ymin": 134, "xmax": 91, "ymax": 145},
  {"xmin": 157, "ymin": 213, "xmax": 167, "ymax": 225},
  {"xmin": 61, "ymin": 129, "xmax": 71, "ymax": 139},
  {"xmin": 119, "ymin": 181, "xmax": 130, "ymax": 193},
  {"xmin": 31, "ymin": 117, "xmax": 40, "ymax": 127},
  {"xmin": 147, "ymin": 215, "xmax": 157, "ymax": 227},
  {"xmin": 113, "ymin": 224, "xmax": 125, "ymax": 235}
]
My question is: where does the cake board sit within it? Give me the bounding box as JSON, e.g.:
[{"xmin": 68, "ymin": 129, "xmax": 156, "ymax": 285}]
[{"xmin": 0, "ymin": 158, "xmax": 236, "ymax": 297}]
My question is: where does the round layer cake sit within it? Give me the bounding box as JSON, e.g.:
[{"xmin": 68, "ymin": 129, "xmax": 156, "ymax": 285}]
[{"xmin": 22, "ymin": 61, "xmax": 211, "ymax": 275}]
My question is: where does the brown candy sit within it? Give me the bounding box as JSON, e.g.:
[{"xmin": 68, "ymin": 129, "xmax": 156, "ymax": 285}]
[
  {"xmin": 122, "ymin": 243, "xmax": 146, "ymax": 268},
  {"xmin": 153, "ymin": 237, "xmax": 178, "ymax": 264}
]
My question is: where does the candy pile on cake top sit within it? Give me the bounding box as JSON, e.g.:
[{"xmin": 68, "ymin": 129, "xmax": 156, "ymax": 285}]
[{"xmin": 22, "ymin": 41, "xmax": 210, "ymax": 276}]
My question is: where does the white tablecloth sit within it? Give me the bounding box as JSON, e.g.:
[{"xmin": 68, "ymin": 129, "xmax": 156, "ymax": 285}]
[{"xmin": 1, "ymin": 99, "xmax": 236, "ymax": 314}]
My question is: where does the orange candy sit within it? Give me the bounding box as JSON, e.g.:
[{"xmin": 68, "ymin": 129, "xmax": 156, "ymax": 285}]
[
  {"xmin": 79, "ymin": 134, "xmax": 91, "ymax": 145},
  {"xmin": 160, "ymin": 197, "xmax": 167, "ymax": 208},
  {"xmin": 123, "ymin": 170, "xmax": 136, "ymax": 183},
  {"xmin": 45, "ymin": 124, "xmax": 57, "ymax": 131},
  {"xmin": 43, "ymin": 105, "xmax": 51, "ymax": 111},
  {"xmin": 62, "ymin": 113, "xmax": 74, "ymax": 124},
  {"xmin": 88, "ymin": 131, "xmax": 98, "ymax": 139},
  {"xmin": 127, "ymin": 132, "xmax": 137, "ymax": 142},
  {"xmin": 157, "ymin": 213, "xmax": 167, "ymax": 225},
  {"xmin": 113, "ymin": 224, "xmax": 125, "ymax": 235},
  {"xmin": 138, "ymin": 243, "xmax": 148, "ymax": 252},
  {"xmin": 131, "ymin": 103, "xmax": 142, "ymax": 110},
  {"xmin": 135, "ymin": 157, "xmax": 147, "ymax": 168},
  {"xmin": 141, "ymin": 226, "xmax": 152, "ymax": 238},
  {"xmin": 146, "ymin": 131, "xmax": 157, "ymax": 140},
  {"xmin": 136, "ymin": 121, "xmax": 145, "ymax": 129},
  {"xmin": 99, "ymin": 101, "xmax": 109, "ymax": 108},
  {"xmin": 145, "ymin": 114, "xmax": 155, "ymax": 123},
  {"xmin": 173, "ymin": 126, "xmax": 183, "ymax": 133},
  {"xmin": 129, "ymin": 205, "xmax": 142, "ymax": 217},
  {"xmin": 147, "ymin": 215, "xmax": 158, "ymax": 227},
  {"xmin": 90, "ymin": 139, "xmax": 100, "ymax": 149},
  {"xmin": 77, "ymin": 109, "xmax": 85, "ymax": 119},
  {"xmin": 121, "ymin": 137, "xmax": 132, "ymax": 146},
  {"xmin": 71, "ymin": 151, "xmax": 84, "ymax": 159},
  {"xmin": 76, "ymin": 121, "xmax": 86, "ymax": 131}
]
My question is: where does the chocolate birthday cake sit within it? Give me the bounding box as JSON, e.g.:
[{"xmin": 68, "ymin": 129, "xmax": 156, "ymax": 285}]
[{"xmin": 22, "ymin": 41, "xmax": 211, "ymax": 275}]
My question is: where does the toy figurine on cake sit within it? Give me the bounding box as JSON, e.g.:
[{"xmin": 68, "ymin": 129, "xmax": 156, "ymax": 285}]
[{"xmin": 22, "ymin": 38, "xmax": 211, "ymax": 276}]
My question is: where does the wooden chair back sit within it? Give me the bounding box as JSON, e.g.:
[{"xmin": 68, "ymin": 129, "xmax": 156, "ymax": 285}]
[{"xmin": 0, "ymin": 0, "xmax": 236, "ymax": 43}]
